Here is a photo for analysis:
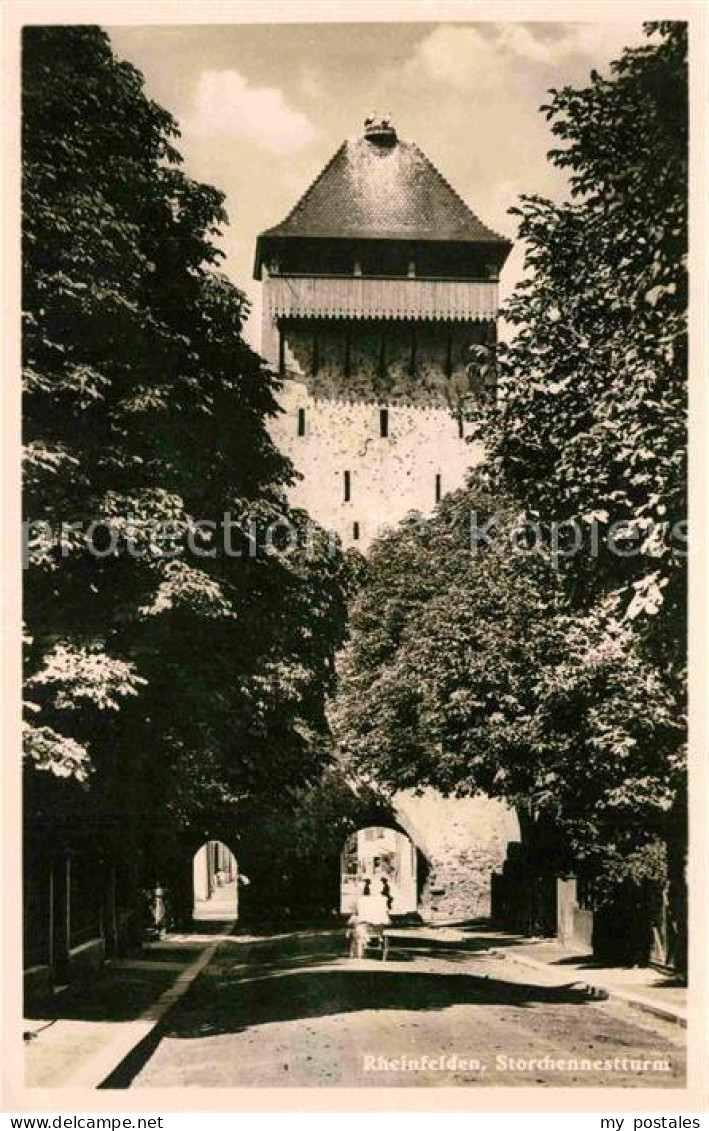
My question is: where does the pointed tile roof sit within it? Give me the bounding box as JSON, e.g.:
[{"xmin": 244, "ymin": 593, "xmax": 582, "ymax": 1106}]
[{"xmin": 255, "ymin": 121, "xmax": 511, "ymax": 277}]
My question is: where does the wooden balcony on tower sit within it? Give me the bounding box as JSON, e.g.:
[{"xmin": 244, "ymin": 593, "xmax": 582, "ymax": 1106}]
[{"xmin": 263, "ymin": 274, "xmax": 499, "ymax": 323}]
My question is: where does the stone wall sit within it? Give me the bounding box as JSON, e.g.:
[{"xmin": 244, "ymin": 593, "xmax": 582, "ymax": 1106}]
[
  {"xmin": 280, "ymin": 318, "xmax": 492, "ymax": 409},
  {"xmin": 393, "ymin": 791, "xmax": 520, "ymax": 922},
  {"xmin": 270, "ymin": 378, "xmax": 486, "ymax": 550}
]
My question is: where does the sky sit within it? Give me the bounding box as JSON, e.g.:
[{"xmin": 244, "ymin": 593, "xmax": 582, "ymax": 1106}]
[{"xmin": 108, "ymin": 20, "xmax": 646, "ymax": 348}]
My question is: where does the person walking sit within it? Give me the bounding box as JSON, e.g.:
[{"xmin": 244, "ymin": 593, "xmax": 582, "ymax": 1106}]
[
  {"xmin": 379, "ymin": 874, "xmax": 393, "ymax": 913},
  {"xmin": 348, "ymin": 876, "xmax": 390, "ymax": 958}
]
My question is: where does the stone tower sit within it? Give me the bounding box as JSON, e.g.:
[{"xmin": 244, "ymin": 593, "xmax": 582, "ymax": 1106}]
[
  {"xmin": 255, "ymin": 117, "xmax": 519, "ymax": 918},
  {"xmin": 254, "ymin": 114, "xmax": 511, "ymax": 549}
]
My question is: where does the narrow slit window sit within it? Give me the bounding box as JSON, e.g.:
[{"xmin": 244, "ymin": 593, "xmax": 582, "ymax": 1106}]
[
  {"xmin": 312, "ymin": 328, "xmax": 319, "ymax": 376},
  {"xmin": 445, "ymin": 330, "xmax": 453, "ymax": 379},
  {"xmin": 297, "ymin": 407, "xmax": 306, "ymax": 437},
  {"xmin": 344, "ymin": 470, "xmax": 351, "ymax": 502},
  {"xmin": 435, "ymin": 473, "xmax": 442, "ymax": 503},
  {"xmin": 380, "ymin": 408, "xmax": 389, "ymax": 438},
  {"xmin": 378, "ymin": 330, "xmax": 387, "ymax": 380},
  {"xmin": 457, "ymin": 413, "xmax": 464, "ymax": 439},
  {"xmin": 352, "ymin": 521, "xmax": 360, "ymax": 541}
]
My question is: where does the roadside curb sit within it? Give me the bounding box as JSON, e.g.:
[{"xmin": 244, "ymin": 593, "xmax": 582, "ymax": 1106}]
[
  {"xmin": 60, "ymin": 931, "xmax": 231, "ymax": 1089},
  {"xmin": 493, "ymin": 948, "xmax": 687, "ymax": 1029}
]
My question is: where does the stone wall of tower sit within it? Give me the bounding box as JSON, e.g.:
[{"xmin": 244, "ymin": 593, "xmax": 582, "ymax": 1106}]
[
  {"xmin": 260, "ymin": 273, "xmax": 518, "ymax": 922},
  {"xmin": 280, "ymin": 319, "xmax": 492, "ymax": 409},
  {"xmin": 271, "ymin": 379, "xmax": 485, "ymax": 549}
]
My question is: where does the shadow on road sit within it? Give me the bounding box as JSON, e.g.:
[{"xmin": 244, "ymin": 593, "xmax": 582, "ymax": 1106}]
[
  {"xmin": 22, "ymin": 922, "xmax": 556, "ymax": 1031},
  {"xmin": 102, "ymin": 968, "xmax": 595, "ymax": 1087},
  {"xmin": 160, "ymin": 931, "xmax": 596, "ymax": 1038},
  {"xmin": 97, "ymin": 926, "xmax": 600, "ymax": 1087},
  {"xmin": 24, "ymin": 921, "xmax": 236, "ymax": 1025},
  {"xmin": 546, "ymin": 955, "xmax": 687, "ymax": 990}
]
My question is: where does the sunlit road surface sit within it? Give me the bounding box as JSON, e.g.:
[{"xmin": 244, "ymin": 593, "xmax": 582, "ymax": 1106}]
[{"xmin": 129, "ymin": 926, "xmax": 686, "ymax": 1088}]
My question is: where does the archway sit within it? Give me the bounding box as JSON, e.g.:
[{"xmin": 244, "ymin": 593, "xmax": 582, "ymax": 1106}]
[
  {"xmin": 340, "ymin": 825, "xmax": 418, "ymax": 916},
  {"xmin": 192, "ymin": 840, "xmax": 238, "ymax": 921}
]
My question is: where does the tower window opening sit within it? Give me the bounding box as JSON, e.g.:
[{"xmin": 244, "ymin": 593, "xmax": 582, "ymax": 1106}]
[
  {"xmin": 380, "ymin": 408, "xmax": 389, "ymax": 438},
  {"xmin": 457, "ymin": 413, "xmax": 464, "ymax": 439},
  {"xmin": 344, "ymin": 470, "xmax": 351, "ymax": 503},
  {"xmin": 297, "ymin": 407, "xmax": 306, "ymax": 437},
  {"xmin": 378, "ymin": 331, "xmax": 387, "ymax": 380},
  {"xmin": 435, "ymin": 473, "xmax": 442, "ymax": 503},
  {"xmin": 353, "ymin": 521, "xmax": 360, "ymax": 541},
  {"xmin": 312, "ymin": 329, "xmax": 319, "ymax": 376}
]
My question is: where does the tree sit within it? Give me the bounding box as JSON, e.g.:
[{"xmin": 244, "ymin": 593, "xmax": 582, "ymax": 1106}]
[
  {"xmin": 474, "ymin": 21, "xmax": 688, "ymax": 963},
  {"xmin": 334, "ymin": 478, "xmax": 681, "ymax": 867},
  {"xmin": 476, "ymin": 22, "xmax": 687, "ymax": 669},
  {"xmin": 232, "ymin": 766, "xmax": 396, "ymax": 920},
  {"xmin": 22, "ymin": 27, "xmax": 349, "ymax": 892}
]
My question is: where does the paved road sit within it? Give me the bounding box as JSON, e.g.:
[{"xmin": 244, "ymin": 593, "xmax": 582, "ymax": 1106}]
[{"xmin": 129, "ymin": 926, "xmax": 686, "ymax": 1088}]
